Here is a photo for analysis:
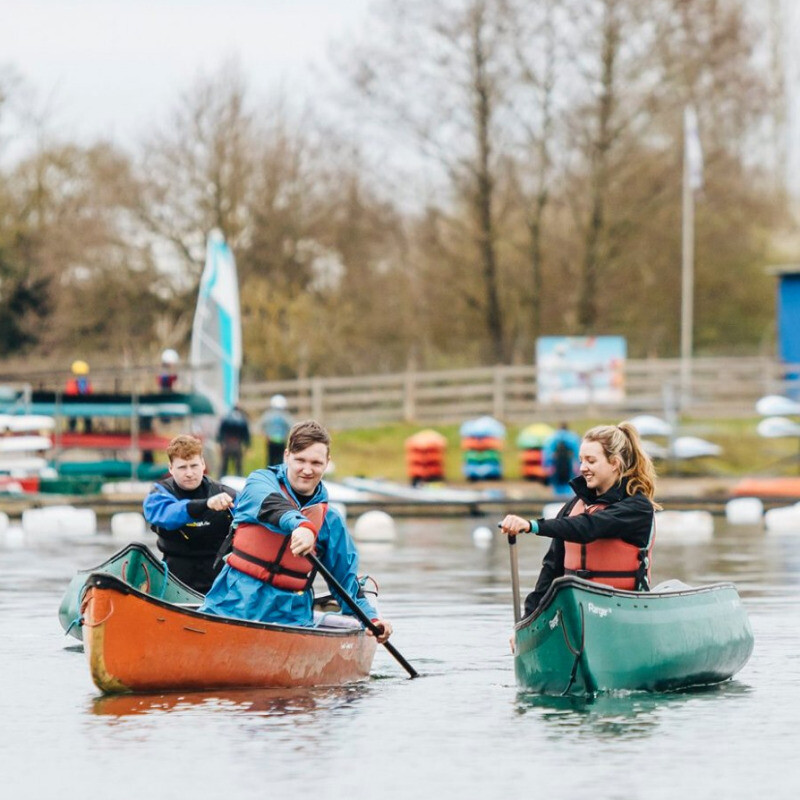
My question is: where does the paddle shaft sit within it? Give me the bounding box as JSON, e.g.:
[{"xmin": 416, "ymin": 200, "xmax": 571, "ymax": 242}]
[
  {"xmin": 308, "ymin": 553, "xmax": 418, "ymax": 679},
  {"xmin": 508, "ymin": 535, "xmax": 522, "ymax": 624}
]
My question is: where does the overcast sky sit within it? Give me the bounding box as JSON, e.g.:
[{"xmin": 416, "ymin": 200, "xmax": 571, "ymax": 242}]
[
  {"xmin": 4, "ymin": 0, "xmax": 372, "ymax": 149},
  {"xmin": 4, "ymin": 0, "xmax": 799, "ymax": 198}
]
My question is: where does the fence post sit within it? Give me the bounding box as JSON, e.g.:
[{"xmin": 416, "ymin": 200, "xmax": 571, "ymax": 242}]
[
  {"xmin": 403, "ymin": 371, "xmax": 416, "ymax": 422},
  {"xmin": 311, "ymin": 377, "xmax": 324, "ymax": 421},
  {"xmin": 493, "ymin": 365, "xmax": 505, "ymax": 420}
]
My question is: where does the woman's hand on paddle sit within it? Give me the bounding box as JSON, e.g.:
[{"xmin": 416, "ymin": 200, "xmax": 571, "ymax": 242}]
[
  {"xmin": 290, "ymin": 526, "xmax": 316, "ymax": 556},
  {"xmin": 367, "ymin": 618, "xmax": 393, "ymax": 643},
  {"xmin": 499, "ymin": 514, "xmax": 532, "ymax": 535},
  {"xmin": 207, "ymin": 492, "xmax": 234, "ymax": 512}
]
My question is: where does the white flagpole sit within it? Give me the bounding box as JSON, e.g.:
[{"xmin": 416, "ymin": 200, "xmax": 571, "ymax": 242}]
[
  {"xmin": 680, "ymin": 107, "xmax": 703, "ymax": 410},
  {"xmin": 680, "ymin": 142, "xmax": 694, "ymax": 409}
]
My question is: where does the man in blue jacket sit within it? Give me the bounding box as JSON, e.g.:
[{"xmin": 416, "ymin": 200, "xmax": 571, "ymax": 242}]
[
  {"xmin": 143, "ymin": 434, "xmax": 236, "ymax": 593},
  {"xmin": 200, "ymin": 420, "xmax": 392, "ymax": 643}
]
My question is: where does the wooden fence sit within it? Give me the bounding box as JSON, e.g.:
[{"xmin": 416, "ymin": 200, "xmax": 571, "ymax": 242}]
[{"xmin": 239, "ymin": 357, "xmax": 800, "ymax": 429}]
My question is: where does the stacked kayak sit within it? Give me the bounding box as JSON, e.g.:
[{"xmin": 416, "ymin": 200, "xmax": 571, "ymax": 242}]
[
  {"xmin": 460, "ymin": 416, "xmax": 505, "ymax": 480},
  {"xmin": 516, "ymin": 423, "xmax": 554, "ymax": 483},
  {"xmin": 514, "ymin": 576, "xmax": 753, "ymax": 696},
  {"xmin": 405, "ymin": 429, "xmax": 447, "ymax": 483}
]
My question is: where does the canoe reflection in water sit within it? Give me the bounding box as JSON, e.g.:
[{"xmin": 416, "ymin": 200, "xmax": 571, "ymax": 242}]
[
  {"xmin": 91, "ymin": 683, "xmax": 373, "ymax": 719},
  {"xmin": 515, "ymin": 681, "xmax": 753, "ymax": 740}
]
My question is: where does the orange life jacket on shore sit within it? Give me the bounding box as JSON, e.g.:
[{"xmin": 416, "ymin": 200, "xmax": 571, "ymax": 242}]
[
  {"xmin": 227, "ymin": 488, "xmax": 328, "ymax": 592},
  {"xmin": 563, "ymin": 499, "xmax": 653, "ymax": 590}
]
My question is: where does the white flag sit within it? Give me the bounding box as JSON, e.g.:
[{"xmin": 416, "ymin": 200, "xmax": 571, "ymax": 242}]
[{"xmin": 684, "ymin": 105, "xmax": 704, "ymax": 191}]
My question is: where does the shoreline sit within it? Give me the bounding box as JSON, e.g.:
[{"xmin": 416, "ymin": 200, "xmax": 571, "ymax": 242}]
[{"xmin": 1, "ymin": 474, "xmax": 795, "ymax": 521}]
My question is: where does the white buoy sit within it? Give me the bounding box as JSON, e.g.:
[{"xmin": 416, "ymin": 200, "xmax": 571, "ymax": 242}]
[
  {"xmin": 764, "ymin": 504, "xmax": 800, "ymax": 534},
  {"xmin": 471, "ymin": 525, "xmax": 493, "ymax": 549},
  {"xmin": 0, "ymin": 511, "xmax": 8, "ymax": 535},
  {"xmin": 725, "ymin": 497, "xmax": 764, "ymax": 525},
  {"xmin": 655, "ymin": 510, "xmax": 714, "ymax": 542},
  {"xmin": 21, "ymin": 507, "xmax": 51, "ymax": 535},
  {"xmin": 542, "ymin": 503, "xmax": 564, "ymax": 520},
  {"xmin": 63, "ymin": 508, "xmax": 97, "ymax": 536},
  {"xmin": 3, "ymin": 524, "xmax": 25, "ymax": 548},
  {"xmin": 353, "ymin": 510, "xmax": 397, "ymax": 542},
  {"xmin": 111, "ymin": 512, "xmax": 147, "ymax": 541},
  {"xmin": 21, "ymin": 505, "xmax": 97, "ymax": 537}
]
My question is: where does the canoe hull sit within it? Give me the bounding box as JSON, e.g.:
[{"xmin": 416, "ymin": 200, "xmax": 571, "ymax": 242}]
[
  {"xmin": 82, "ymin": 574, "xmax": 377, "ymax": 694},
  {"xmin": 515, "ymin": 577, "xmax": 754, "ymax": 696},
  {"xmin": 58, "ymin": 543, "xmax": 204, "ymax": 641}
]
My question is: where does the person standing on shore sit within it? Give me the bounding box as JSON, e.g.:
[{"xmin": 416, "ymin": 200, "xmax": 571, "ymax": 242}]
[
  {"xmin": 543, "ymin": 422, "xmax": 582, "ymax": 497},
  {"xmin": 216, "ymin": 405, "xmax": 251, "ymax": 477},
  {"xmin": 258, "ymin": 394, "xmax": 292, "ymax": 467},
  {"xmin": 499, "ymin": 422, "xmax": 659, "ymax": 621},
  {"xmin": 65, "ymin": 360, "xmax": 93, "ymax": 433}
]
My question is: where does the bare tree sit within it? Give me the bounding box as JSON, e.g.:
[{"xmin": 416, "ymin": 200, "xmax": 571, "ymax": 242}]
[
  {"xmin": 503, "ymin": 0, "xmax": 560, "ymax": 350},
  {"xmin": 138, "ymin": 62, "xmax": 255, "ymax": 284},
  {"xmin": 343, "ymin": 0, "xmax": 515, "ymax": 362}
]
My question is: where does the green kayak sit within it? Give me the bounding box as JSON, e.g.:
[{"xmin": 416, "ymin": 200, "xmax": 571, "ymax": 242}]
[
  {"xmin": 514, "ymin": 576, "xmax": 754, "ymax": 696},
  {"xmin": 58, "ymin": 542, "xmax": 203, "ymax": 641}
]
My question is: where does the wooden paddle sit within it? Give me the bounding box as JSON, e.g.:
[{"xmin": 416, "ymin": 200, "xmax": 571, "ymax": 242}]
[{"xmin": 308, "ymin": 553, "xmax": 418, "ymax": 679}]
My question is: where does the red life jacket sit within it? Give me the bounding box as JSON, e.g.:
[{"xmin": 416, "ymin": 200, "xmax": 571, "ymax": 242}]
[
  {"xmin": 227, "ymin": 488, "xmax": 328, "ymax": 592},
  {"xmin": 563, "ymin": 498, "xmax": 653, "ymax": 590},
  {"xmin": 65, "ymin": 377, "xmax": 92, "ymax": 396}
]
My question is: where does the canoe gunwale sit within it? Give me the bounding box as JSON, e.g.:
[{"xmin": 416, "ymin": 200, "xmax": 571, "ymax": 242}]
[
  {"xmin": 58, "ymin": 542, "xmax": 204, "ymax": 639},
  {"xmin": 515, "ymin": 575, "xmax": 742, "ymax": 633},
  {"xmin": 85, "ymin": 573, "xmax": 369, "ymax": 639},
  {"xmin": 76, "ymin": 541, "xmax": 201, "ymax": 596}
]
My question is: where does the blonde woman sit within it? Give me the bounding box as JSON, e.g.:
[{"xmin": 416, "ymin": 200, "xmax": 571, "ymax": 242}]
[{"xmin": 500, "ymin": 422, "xmax": 660, "ymax": 618}]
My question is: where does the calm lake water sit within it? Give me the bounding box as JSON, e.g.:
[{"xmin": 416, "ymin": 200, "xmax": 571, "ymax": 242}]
[{"xmin": 1, "ymin": 512, "xmax": 799, "ymax": 800}]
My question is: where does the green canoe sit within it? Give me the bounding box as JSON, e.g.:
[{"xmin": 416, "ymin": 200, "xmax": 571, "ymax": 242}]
[
  {"xmin": 514, "ymin": 576, "xmax": 754, "ymax": 696},
  {"xmin": 58, "ymin": 542, "xmax": 203, "ymax": 641}
]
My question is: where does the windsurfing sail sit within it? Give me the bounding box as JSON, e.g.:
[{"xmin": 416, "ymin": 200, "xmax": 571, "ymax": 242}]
[{"xmin": 189, "ymin": 230, "xmax": 242, "ymax": 416}]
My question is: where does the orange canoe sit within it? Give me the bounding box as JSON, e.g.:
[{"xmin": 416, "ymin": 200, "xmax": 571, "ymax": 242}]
[{"xmin": 82, "ymin": 574, "xmax": 377, "ymax": 694}]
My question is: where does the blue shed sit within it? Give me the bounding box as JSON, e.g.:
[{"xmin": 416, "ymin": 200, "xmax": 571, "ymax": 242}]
[
  {"xmin": 771, "ymin": 265, "xmax": 800, "ymax": 395},
  {"xmin": 771, "ymin": 266, "xmax": 800, "ymax": 363}
]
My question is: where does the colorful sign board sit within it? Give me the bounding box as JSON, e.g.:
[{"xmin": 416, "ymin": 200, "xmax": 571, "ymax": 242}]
[{"xmin": 536, "ymin": 336, "xmax": 626, "ymax": 404}]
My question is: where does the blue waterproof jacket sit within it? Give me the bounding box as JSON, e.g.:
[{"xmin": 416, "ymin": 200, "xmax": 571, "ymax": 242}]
[
  {"xmin": 200, "ymin": 465, "xmax": 377, "ymax": 626},
  {"xmin": 143, "ymin": 475, "xmax": 235, "ymax": 558}
]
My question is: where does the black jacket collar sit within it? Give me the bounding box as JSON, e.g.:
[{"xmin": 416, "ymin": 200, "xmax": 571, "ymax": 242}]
[{"xmin": 569, "ymin": 475, "xmax": 629, "ymax": 505}]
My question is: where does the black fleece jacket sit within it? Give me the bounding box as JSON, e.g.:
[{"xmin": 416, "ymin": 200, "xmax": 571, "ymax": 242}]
[{"xmin": 524, "ymin": 476, "xmax": 655, "ymax": 616}]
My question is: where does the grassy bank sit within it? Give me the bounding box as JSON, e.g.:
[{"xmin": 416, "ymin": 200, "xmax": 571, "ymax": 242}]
[{"xmin": 238, "ymin": 417, "xmax": 800, "ymax": 484}]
